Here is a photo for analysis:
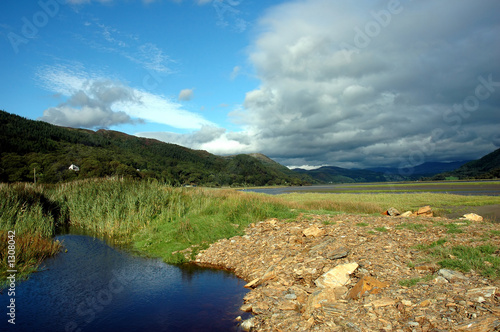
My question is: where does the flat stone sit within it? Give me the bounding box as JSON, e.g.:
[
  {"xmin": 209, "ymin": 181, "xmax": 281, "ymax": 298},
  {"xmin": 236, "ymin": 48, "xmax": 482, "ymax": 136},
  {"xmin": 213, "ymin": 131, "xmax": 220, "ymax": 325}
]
[
  {"xmin": 364, "ymin": 297, "xmax": 396, "ymax": 308},
  {"xmin": 304, "ymin": 288, "xmax": 339, "ymax": 318},
  {"xmin": 467, "ymin": 286, "xmax": 497, "ymax": 299},
  {"xmin": 326, "ymin": 247, "xmax": 349, "ymax": 260},
  {"xmin": 438, "ymin": 268, "xmax": 468, "ymax": 281},
  {"xmin": 315, "ymin": 262, "xmax": 358, "ymax": 288},
  {"xmin": 417, "ymin": 205, "xmax": 432, "ymax": 215},
  {"xmin": 244, "ymin": 278, "xmax": 260, "ymax": 289},
  {"xmin": 303, "ymin": 225, "xmax": 326, "ymax": 237},
  {"xmin": 400, "ymin": 211, "xmax": 413, "ymax": 217},
  {"xmin": 240, "ymin": 303, "xmax": 253, "ymax": 312},
  {"xmin": 462, "ymin": 213, "xmax": 483, "ymax": 222},
  {"xmin": 347, "ymin": 275, "xmax": 389, "ymax": 300}
]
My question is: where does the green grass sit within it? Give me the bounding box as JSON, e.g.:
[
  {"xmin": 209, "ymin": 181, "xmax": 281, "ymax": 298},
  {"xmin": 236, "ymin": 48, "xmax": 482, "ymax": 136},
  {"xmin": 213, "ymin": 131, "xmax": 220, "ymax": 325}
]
[
  {"xmin": 2, "ymin": 178, "xmax": 500, "ymax": 286},
  {"xmin": 414, "ymin": 238, "xmax": 500, "ymax": 278},
  {"xmin": 278, "ymin": 192, "xmax": 500, "ymax": 216},
  {"xmin": 356, "ymin": 222, "xmax": 369, "ymax": 227},
  {"xmin": 399, "ymin": 274, "xmax": 434, "ymax": 287},
  {"xmin": 445, "ymin": 223, "xmax": 464, "ymax": 234}
]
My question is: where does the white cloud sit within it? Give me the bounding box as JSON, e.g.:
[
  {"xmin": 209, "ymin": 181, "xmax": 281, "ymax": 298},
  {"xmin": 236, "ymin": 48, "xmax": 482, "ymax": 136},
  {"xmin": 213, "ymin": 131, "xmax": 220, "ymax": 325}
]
[
  {"xmin": 36, "ymin": 65, "xmax": 213, "ymax": 129},
  {"xmin": 230, "ymin": 66, "xmax": 241, "ymax": 80},
  {"xmin": 178, "ymin": 88, "xmax": 194, "ymax": 101}
]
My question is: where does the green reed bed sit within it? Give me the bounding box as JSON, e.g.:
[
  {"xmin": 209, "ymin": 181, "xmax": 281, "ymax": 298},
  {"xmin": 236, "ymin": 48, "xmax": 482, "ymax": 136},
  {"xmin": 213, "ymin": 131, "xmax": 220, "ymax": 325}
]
[
  {"xmin": 48, "ymin": 178, "xmax": 298, "ymax": 263},
  {"xmin": 0, "ymin": 183, "xmax": 64, "ymax": 285}
]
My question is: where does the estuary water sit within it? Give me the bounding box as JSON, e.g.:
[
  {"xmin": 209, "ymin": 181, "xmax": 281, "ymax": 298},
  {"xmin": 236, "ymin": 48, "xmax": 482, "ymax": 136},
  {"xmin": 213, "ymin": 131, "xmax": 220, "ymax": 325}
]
[{"xmin": 0, "ymin": 234, "xmax": 250, "ymax": 332}]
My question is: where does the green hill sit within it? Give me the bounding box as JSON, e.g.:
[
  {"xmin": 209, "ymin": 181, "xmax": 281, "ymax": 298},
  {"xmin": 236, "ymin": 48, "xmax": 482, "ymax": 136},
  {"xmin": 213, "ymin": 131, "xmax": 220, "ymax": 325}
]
[
  {"xmin": 429, "ymin": 148, "xmax": 500, "ymax": 180},
  {"xmin": 0, "ymin": 110, "xmax": 306, "ymax": 186}
]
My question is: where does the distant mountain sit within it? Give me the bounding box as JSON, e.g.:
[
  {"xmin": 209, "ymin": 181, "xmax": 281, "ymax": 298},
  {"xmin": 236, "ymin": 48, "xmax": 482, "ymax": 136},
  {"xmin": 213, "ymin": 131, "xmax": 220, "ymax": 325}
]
[
  {"xmin": 428, "ymin": 148, "xmax": 500, "ymax": 180},
  {"xmin": 293, "ymin": 166, "xmax": 401, "ymax": 183},
  {"xmin": 0, "ymin": 110, "xmax": 306, "ymax": 186},
  {"xmin": 367, "ymin": 161, "xmax": 470, "ymax": 177},
  {"xmin": 293, "ymin": 160, "xmax": 472, "ymax": 184}
]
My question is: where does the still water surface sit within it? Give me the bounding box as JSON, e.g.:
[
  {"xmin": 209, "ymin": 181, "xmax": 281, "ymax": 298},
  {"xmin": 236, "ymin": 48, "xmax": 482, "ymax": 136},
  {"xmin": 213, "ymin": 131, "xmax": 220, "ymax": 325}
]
[{"xmin": 0, "ymin": 235, "xmax": 250, "ymax": 332}]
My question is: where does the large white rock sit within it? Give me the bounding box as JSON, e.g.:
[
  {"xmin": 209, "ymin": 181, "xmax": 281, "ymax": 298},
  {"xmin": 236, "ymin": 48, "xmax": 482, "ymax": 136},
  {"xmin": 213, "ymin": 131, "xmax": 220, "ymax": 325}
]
[{"xmin": 315, "ymin": 262, "xmax": 359, "ymax": 288}]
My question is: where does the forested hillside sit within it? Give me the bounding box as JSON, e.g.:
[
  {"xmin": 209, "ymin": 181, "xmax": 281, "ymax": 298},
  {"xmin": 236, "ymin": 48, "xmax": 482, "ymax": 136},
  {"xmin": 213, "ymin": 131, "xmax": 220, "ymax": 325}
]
[
  {"xmin": 428, "ymin": 148, "xmax": 500, "ymax": 180},
  {"xmin": 0, "ymin": 110, "xmax": 307, "ymax": 186}
]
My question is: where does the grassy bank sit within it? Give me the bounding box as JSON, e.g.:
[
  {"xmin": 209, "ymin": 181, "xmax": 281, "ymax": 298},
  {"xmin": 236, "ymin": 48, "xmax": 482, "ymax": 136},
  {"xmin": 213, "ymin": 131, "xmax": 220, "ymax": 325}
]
[
  {"xmin": 278, "ymin": 192, "xmax": 500, "ymax": 217},
  {"xmin": 0, "ymin": 183, "xmax": 64, "ymax": 283},
  {"xmin": 1, "ymin": 178, "xmax": 500, "ymax": 286}
]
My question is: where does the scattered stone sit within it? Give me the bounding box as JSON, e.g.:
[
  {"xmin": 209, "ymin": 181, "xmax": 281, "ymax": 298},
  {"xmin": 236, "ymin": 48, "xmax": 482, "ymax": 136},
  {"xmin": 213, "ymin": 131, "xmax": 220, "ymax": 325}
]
[
  {"xmin": 315, "ymin": 262, "xmax": 358, "ymax": 288},
  {"xmin": 400, "ymin": 211, "xmax": 413, "ymax": 217},
  {"xmin": 387, "ymin": 207, "xmax": 401, "ymax": 216},
  {"xmin": 326, "ymin": 247, "xmax": 349, "ymax": 260},
  {"xmin": 244, "ymin": 278, "xmax": 260, "ymax": 289},
  {"xmin": 364, "ymin": 298, "xmax": 396, "ymax": 308},
  {"xmin": 194, "ymin": 215, "xmax": 500, "ymax": 331},
  {"xmin": 417, "ymin": 205, "xmax": 433, "ymax": 216},
  {"xmin": 467, "ymin": 286, "xmax": 497, "ymax": 300},
  {"xmin": 462, "ymin": 213, "xmax": 484, "ymax": 222},
  {"xmin": 303, "ymin": 225, "xmax": 326, "ymax": 237},
  {"xmin": 347, "ymin": 275, "xmax": 389, "ymax": 300},
  {"xmin": 240, "ymin": 318, "xmax": 255, "ymax": 331},
  {"xmin": 438, "ymin": 268, "xmax": 468, "ymax": 281},
  {"xmin": 304, "ymin": 288, "xmax": 339, "ymax": 317},
  {"xmin": 418, "ymin": 299, "xmax": 431, "ymax": 307},
  {"xmin": 433, "ymin": 276, "xmax": 449, "ymax": 284},
  {"xmin": 401, "ymin": 300, "xmax": 412, "ymax": 306},
  {"xmin": 240, "ymin": 303, "xmax": 252, "ymax": 312},
  {"xmin": 456, "ymin": 316, "xmax": 500, "ymax": 331}
]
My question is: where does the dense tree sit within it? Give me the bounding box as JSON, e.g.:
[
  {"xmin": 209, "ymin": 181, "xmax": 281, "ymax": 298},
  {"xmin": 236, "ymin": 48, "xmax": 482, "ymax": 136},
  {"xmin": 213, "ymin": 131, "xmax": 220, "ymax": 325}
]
[{"xmin": 0, "ymin": 110, "xmax": 308, "ymax": 186}]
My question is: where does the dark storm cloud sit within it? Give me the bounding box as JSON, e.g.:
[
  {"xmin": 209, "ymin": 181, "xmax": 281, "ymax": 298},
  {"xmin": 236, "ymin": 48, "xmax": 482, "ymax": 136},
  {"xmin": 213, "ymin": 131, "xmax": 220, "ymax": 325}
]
[{"xmin": 231, "ymin": 0, "xmax": 500, "ymax": 168}]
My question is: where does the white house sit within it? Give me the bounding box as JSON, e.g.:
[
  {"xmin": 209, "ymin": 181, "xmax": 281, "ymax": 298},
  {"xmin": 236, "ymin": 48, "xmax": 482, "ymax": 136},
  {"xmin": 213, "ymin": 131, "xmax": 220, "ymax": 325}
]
[{"xmin": 69, "ymin": 164, "xmax": 80, "ymax": 172}]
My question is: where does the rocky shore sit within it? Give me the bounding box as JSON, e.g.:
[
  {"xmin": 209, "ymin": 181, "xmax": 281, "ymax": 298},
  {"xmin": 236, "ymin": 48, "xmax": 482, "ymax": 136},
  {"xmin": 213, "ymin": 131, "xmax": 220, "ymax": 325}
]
[{"xmin": 195, "ymin": 213, "xmax": 500, "ymax": 331}]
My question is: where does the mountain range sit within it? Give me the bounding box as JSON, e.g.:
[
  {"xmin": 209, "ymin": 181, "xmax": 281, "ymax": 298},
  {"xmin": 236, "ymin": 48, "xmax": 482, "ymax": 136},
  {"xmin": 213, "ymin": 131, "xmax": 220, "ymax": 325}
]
[{"xmin": 1, "ymin": 110, "xmax": 498, "ymax": 185}]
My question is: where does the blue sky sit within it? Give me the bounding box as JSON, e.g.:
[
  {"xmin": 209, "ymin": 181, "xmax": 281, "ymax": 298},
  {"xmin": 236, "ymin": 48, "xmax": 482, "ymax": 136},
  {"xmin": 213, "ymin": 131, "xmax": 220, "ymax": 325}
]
[{"xmin": 1, "ymin": 0, "xmax": 500, "ymax": 170}]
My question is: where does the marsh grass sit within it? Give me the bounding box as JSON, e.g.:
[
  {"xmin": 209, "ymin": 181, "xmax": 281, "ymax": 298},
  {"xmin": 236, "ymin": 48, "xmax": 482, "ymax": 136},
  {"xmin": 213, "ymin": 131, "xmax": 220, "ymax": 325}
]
[
  {"xmin": 279, "ymin": 192, "xmax": 500, "ymax": 216},
  {"xmin": 0, "ymin": 231, "xmax": 61, "ymax": 285}
]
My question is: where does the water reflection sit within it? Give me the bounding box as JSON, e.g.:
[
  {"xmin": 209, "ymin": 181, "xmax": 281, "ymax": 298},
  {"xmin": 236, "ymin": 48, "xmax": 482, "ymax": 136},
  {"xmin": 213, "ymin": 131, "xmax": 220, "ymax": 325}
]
[{"xmin": 0, "ymin": 235, "xmax": 250, "ymax": 332}]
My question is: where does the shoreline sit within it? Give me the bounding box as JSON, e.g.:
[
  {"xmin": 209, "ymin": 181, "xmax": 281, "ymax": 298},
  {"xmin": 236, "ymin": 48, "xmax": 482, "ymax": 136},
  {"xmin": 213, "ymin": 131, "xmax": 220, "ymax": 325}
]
[{"xmin": 195, "ymin": 213, "xmax": 500, "ymax": 331}]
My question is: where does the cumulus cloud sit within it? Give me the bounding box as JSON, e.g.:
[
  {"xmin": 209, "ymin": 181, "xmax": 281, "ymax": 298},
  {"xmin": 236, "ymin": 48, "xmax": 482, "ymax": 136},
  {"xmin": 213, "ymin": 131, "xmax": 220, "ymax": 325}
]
[
  {"xmin": 178, "ymin": 88, "xmax": 194, "ymax": 101},
  {"xmin": 226, "ymin": 0, "xmax": 500, "ymax": 168},
  {"xmin": 39, "ymin": 80, "xmax": 140, "ymax": 128},
  {"xmin": 37, "ymin": 65, "xmax": 214, "ymax": 129}
]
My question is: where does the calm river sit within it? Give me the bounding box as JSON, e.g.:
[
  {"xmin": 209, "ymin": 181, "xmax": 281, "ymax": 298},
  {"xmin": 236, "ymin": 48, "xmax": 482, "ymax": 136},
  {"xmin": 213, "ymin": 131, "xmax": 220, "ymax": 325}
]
[{"xmin": 0, "ymin": 234, "xmax": 250, "ymax": 332}]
